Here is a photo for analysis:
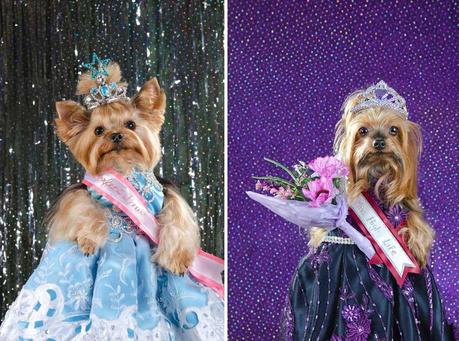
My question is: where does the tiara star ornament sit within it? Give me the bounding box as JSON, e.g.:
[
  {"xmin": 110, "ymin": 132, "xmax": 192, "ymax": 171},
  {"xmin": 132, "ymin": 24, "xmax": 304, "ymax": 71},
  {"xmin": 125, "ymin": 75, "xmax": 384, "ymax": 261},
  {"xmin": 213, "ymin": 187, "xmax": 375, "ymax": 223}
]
[
  {"xmin": 81, "ymin": 52, "xmax": 129, "ymax": 110},
  {"xmin": 82, "ymin": 52, "xmax": 111, "ymax": 79},
  {"xmin": 351, "ymin": 80, "xmax": 408, "ymax": 119}
]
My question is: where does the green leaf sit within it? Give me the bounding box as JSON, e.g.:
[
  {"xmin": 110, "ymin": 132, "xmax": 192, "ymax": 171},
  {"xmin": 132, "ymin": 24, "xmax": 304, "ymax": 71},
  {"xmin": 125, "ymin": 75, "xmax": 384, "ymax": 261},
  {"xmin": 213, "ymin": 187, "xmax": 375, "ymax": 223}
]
[
  {"xmin": 263, "ymin": 157, "xmax": 299, "ymax": 184},
  {"xmin": 252, "ymin": 176, "xmax": 295, "ymax": 187},
  {"xmin": 299, "ymin": 177, "xmax": 313, "ymax": 185},
  {"xmin": 333, "ymin": 177, "xmax": 341, "ymax": 189}
]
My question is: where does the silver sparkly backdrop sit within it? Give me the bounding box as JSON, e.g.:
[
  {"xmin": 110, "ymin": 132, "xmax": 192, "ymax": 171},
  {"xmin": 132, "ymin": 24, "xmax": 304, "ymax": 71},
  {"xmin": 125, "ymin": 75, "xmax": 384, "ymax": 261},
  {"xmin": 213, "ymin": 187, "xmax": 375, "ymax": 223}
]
[{"xmin": 0, "ymin": 0, "xmax": 224, "ymax": 319}]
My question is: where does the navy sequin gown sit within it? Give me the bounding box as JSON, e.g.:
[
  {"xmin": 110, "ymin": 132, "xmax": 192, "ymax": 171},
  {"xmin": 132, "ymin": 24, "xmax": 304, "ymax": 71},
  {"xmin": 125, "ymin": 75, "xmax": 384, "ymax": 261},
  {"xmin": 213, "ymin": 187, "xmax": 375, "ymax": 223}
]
[{"xmin": 281, "ymin": 200, "xmax": 454, "ymax": 341}]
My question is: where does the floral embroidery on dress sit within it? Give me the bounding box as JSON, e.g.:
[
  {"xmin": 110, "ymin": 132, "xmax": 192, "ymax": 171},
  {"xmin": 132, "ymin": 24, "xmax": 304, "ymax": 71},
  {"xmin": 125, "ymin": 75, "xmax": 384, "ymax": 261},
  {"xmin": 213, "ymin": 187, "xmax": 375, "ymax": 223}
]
[
  {"xmin": 339, "ymin": 286, "xmax": 355, "ymax": 302},
  {"xmin": 309, "ymin": 244, "xmax": 330, "ymax": 271},
  {"xmin": 346, "ymin": 314, "xmax": 371, "ymax": 341},
  {"xmin": 0, "ymin": 169, "xmax": 223, "ymax": 341},
  {"xmin": 386, "ymin": 204, "xmax": 408, "ymax": 228},
  {"xmin": 67, "ymin": 279, "xmax": 92, "ymax": 311},
  {"xmin": 279, "ymin": 294, "xmax": 294, "ymax": 340},
  {"xmin": 337, "ymin": 285, "xmax": 373, "ymax": 341},
  {"xmin": 367, "ymin": 265, "xmax": 393, "ymax": 301},
  {"xmin": 368, "ymin": 191, "xmax": 407, "ymax": 229},
  {"xmin": 128, "ymin": 169, "xmax": 163, "ymax": 198},
  {"xmin": 342, "ymin": 305, "xmax": 362, "ymax": 322},
  {"xmin": 424, "ymin": 268, "xmax": 434, "ymax": 332},
  {"xmin": 401, "ymin": 278, "xmax": 416, "ymax": 314}
]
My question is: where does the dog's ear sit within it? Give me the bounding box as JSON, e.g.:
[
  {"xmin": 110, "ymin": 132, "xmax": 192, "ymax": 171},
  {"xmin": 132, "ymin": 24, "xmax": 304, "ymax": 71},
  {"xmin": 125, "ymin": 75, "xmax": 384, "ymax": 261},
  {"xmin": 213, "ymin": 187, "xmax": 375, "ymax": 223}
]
[
  {"xmin": 399, "ymin": 121, "xmax": 422, "ymax": 198},
  {"xmin": 132, "ymin": 78, "xmax": 166, "ymax": 130},
  {"xmin": 54, "ymin": 100, "xmax": 90, "ymax": 142},
  {"xmin": 406, "ymin": 121, "xmax": 422, "ymax": 159},
  {"xmin": 334, "ymin": 89, "xmax": 366, "ymax": 164}
]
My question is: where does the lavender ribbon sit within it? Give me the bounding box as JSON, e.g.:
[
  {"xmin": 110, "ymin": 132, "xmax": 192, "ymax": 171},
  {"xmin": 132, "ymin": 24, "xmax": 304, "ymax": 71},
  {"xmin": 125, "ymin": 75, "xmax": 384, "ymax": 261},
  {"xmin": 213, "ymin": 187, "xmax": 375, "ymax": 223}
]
[{"xmin": 246, "ymin": 191, "xmax": 376, "ymax": 259}]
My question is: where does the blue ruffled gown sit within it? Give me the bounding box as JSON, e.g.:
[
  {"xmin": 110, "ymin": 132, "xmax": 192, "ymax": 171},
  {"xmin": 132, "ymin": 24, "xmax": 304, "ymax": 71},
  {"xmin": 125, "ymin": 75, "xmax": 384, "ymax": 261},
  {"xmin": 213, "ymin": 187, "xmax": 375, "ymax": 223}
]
[{"xmin": 0, "ymin": 170, "xmax": 224, "ymax": 341}]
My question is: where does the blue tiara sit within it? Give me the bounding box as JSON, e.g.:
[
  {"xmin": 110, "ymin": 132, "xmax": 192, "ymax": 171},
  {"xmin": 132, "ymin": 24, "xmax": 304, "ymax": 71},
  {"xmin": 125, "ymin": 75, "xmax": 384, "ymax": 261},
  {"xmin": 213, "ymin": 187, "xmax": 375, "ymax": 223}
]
[
  {"xmin": 350, "ymin": 80, "xmax": 408, "ymax": 119},
  {"xmin": 81, "ymin": 53, "xmax": 129, "ymax": 110}
]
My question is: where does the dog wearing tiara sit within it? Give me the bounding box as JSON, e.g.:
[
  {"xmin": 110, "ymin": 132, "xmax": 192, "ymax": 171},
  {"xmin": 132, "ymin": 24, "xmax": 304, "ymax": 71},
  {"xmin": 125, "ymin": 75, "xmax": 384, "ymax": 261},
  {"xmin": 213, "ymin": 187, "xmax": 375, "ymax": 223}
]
[
  {"xmin": 309, "ymin": 80, "xmax": 433, "ymax": 267},
  {"xmin": 0, "ymin": 54, "xmax": 224, "ymax": 340},
  {"xmin": 283, "ymin": 81, "xmax": 454, "ymax": 340},
  {"xmin": 49, "ymin": 60, "xmax": 199, "ymax": 274}
]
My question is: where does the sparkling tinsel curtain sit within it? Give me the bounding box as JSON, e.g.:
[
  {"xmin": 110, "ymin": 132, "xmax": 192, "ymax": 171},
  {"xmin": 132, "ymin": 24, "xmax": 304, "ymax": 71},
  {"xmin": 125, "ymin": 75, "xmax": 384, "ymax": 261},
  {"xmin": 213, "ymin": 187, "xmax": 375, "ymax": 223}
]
[{"xmin": 0, "ymin": 0, "xmax": 224, "ymax": 319}]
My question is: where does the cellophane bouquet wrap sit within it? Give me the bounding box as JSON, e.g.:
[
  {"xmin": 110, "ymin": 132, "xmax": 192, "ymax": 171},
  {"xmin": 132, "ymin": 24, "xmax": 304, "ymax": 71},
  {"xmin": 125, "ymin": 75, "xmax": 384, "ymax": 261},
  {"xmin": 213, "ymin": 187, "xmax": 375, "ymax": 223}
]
[{"xmin": 247, "ymin": 156, "xmax": 375, "ymax": 259}]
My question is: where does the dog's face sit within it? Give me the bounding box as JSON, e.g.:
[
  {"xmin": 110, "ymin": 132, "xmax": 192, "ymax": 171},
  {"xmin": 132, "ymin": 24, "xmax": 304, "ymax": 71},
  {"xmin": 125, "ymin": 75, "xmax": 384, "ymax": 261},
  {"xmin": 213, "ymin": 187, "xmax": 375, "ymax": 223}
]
[
  {"xmin": 55, "ymin": 78, "xmax": 166, "ymax": 175},
  {"xmin": 335, "ymin": 105, "xmax": 422, "ymax": 204},
  {"xmin": 347, "ymin": 108, "xmax": 412, "ymax": 181}
]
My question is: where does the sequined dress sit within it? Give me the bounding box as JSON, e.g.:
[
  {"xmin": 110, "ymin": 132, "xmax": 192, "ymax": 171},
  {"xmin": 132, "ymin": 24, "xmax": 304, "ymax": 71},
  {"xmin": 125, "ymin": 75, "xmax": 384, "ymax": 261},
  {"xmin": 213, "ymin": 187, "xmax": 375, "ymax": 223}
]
[
  {"xmin": 280, "ymin": 198, "xmax": 454, "ymax": 341},
  {"xmin": 0, "ymin": 170, "xmax": 224, "ymax": 341}
]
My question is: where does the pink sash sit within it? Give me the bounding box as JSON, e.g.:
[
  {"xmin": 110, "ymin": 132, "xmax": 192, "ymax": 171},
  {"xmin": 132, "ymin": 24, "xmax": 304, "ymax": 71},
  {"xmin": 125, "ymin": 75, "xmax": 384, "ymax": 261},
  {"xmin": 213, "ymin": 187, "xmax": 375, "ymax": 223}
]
[{"xmin": 83, "ymin": 169, "xmax": 224, "ymax": 298}]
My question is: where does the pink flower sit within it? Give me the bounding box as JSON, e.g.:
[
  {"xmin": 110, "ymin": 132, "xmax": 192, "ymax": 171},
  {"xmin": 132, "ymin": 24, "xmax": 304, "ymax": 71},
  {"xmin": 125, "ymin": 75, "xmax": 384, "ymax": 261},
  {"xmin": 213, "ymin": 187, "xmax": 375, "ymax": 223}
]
[
  {"xmin": 255, "ymin": 180, "xmax": 272, "ymax": 192},
  {"xmin": 308, "ymin": 156, "xmax": 349, "ymax": 179},
  {"xmin": 275, "ymin": 186, "xmax": 294, "ymax": 200},
  {"xmin": 302, "ymin": 177, "xmax": 336, "ymax": 207}
]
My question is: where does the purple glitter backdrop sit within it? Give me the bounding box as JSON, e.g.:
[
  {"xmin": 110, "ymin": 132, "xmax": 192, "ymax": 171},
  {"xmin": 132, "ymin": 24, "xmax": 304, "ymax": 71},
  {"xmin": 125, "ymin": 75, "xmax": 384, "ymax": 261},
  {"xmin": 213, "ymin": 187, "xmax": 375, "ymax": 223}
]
[{"xmin": 228, "ymin": 1, "xmax": 459, "ymax": 339}]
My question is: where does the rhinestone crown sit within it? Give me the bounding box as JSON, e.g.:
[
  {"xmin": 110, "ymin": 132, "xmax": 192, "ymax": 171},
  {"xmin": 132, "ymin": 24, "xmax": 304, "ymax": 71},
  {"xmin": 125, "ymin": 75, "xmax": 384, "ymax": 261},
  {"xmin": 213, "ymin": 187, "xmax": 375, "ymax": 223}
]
[
  {"xmin": 351, "ymin": 80, "xmax": 408, "ymax": 119},
  {"xmin": 82, "ymin": 53, "xmax": 129, "ymax": 110}
]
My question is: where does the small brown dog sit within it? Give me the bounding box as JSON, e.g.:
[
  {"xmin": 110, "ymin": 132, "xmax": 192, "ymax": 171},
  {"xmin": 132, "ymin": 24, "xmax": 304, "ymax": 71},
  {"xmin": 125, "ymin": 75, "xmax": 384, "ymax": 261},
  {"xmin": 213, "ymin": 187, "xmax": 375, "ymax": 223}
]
[
  {"xmin": 47, "ymin": 62, "xmax": 200, "ymax": 274},
  {"xmin": 310, "ymin": 82, "xmax": 433, "ymax": 268}
]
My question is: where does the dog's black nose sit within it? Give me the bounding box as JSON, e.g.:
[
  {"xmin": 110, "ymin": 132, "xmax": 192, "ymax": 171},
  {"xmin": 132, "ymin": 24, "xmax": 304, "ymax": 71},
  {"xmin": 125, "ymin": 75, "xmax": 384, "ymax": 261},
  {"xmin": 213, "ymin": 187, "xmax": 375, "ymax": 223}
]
[
  {"xmin": 373, "ymin": 137, "xmax": 385, "ymax": 150},
  {"xmin": 111, "ymin": 132, "xmax": 123, "ymax": 144}
]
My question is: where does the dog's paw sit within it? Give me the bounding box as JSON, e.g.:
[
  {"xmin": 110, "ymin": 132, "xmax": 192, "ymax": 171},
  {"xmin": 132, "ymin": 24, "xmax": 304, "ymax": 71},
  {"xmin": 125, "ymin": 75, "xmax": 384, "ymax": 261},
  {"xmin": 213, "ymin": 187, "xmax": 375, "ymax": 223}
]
[
  {"xmin": 77, "ymin": 237, "xmax": 98, "ymax": 256},
  {"xmin": 153, "ymin": 249, "xmax": 195, "ymax": 275}
]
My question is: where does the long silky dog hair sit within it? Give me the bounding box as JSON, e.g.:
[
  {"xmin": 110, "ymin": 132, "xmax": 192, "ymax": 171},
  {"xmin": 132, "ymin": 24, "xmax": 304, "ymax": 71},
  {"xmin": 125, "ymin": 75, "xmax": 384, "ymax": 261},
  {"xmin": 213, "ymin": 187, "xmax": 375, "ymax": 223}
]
[
  {"xmin": 47, "ymin": 63, "xmax": 200, "ymax": 274},
  {"xmin": 309, "ymin": 89, "xmax": 433, "ymax": 268}
]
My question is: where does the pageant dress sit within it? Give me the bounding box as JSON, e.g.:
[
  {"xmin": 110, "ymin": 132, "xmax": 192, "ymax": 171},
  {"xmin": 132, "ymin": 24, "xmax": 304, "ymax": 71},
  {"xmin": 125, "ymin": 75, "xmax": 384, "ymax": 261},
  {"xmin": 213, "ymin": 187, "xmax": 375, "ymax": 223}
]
[
  {"xmin": 0, "ymin": 169, "xmax": 224, "ymax": 341},
  {"xmin": 280, "ymin": 194, "xmax": 454, "ymax": 341}
]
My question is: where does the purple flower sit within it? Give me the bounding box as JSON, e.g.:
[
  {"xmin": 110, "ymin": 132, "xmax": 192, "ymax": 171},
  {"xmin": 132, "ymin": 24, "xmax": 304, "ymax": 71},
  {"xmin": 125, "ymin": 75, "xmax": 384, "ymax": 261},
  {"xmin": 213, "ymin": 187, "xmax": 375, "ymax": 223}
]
[
  {"xmin": 302, "ymin": 177, "xmax": 336, "ymax": 207},
  {"xmin": 345, "ymin": 315, "xmax": 371, "ymax": 341},
  {"xmin": 308, "ymin": 156, "xmax": 349, "ymax": 179},
  {"xmin": 386, "ymin": 204, "xmax": 408, "ymax": 228},
  {"xmin": 330, "ymin": 335, "xmax": 344, "ymax": 341},
  {"xmin": 342, "ymin": 305, "xmax": 362, "ymax": 322}
]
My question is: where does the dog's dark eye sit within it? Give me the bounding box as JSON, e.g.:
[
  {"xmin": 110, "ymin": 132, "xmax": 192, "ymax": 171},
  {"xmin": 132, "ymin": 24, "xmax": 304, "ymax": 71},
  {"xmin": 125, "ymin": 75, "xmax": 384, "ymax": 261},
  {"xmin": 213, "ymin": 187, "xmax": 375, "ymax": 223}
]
[
  {"xmin": 389, "ymin": 126, "xmax": 398, "ymax": 136},
  {"xmin": 126, "ymin": 120, "xmax": 136, "ymax": 130},
  {"xmin": 358, "ymin": 127, "xmax": 368, "ymax": 136},
  {"xmin": 94, "ymin": 126, "xmax": 105, "ymax": 136}
]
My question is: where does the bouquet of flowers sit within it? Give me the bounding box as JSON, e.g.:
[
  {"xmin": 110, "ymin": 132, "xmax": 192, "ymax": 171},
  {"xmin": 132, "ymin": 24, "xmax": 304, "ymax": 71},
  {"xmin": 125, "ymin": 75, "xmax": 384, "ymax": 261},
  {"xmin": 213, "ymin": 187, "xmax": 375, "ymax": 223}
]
[
  {"xmin": 247, "ymin": 156, "xmax": 375, "ymax": 259},
  {"xmin": 253, "ymin": 156, "xmax": 348, "ymax": 206}
]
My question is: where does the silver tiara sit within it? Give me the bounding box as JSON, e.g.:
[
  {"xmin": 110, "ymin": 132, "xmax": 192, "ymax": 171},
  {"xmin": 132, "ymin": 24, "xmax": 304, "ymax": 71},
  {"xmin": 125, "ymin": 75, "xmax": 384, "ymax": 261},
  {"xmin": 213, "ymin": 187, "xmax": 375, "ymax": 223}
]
[
  {"xmin": 81, "ymin": 53, "xmax": 129, "ymax": 110},
  {"xmin": 350, "ymin": 80, "xmax": 408, "ymax": 119}
]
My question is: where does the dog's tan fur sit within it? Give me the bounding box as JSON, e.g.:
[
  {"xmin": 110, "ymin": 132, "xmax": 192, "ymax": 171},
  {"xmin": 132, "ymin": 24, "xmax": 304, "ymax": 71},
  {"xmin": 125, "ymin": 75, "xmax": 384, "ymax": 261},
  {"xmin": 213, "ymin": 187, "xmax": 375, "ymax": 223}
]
[
  {"xmin": 48, "ymin": 63, "xmax": 200, "ymax": 274},
  {"xmin": 154, "ymin": 185, "xmax": 200, "ymax": 274},
  {"xmin": 47, "ymin": 184, "xmax": 109, "ymax": 256},
  {"xmin": 309, "ymin": 89, "xmax": 434, "ymax": 268}
]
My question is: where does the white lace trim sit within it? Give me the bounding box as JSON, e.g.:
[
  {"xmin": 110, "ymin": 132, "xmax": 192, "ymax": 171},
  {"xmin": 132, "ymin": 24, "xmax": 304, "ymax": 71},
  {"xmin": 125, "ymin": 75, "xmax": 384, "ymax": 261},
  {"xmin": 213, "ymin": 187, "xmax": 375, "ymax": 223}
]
[{"xmin": 0, "ymin": 284, "xmax": 224, "ymax": 341}]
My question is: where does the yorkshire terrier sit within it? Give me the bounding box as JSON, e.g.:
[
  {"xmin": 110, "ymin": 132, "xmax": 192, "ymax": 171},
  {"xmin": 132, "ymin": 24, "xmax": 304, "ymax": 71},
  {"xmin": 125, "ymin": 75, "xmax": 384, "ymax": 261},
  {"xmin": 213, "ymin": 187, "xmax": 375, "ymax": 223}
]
[
  {"xmin": 47, "ymin": 62, "xmax": 200, "ymax": 274},
  {"xmin": 310, "ymin": 83, "xmax": 434, "ymax": 268}
]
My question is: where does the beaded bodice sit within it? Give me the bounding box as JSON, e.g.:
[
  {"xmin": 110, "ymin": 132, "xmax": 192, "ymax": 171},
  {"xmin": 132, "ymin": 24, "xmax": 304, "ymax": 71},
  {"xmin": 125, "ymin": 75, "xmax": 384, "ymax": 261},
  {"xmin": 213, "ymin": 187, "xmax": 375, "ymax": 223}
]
[{"xmin": 88, "ymin": 169, "xmax": 164, "ymax": 236}]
